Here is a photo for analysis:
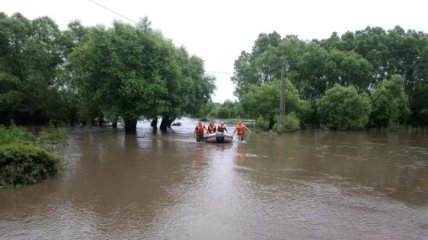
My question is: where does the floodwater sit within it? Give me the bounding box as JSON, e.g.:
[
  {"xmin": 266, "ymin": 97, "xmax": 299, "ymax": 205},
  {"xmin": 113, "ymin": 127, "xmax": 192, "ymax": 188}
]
[{"xmin": 1, "ymin": 118, "xmax": 428, "ymax": 240}]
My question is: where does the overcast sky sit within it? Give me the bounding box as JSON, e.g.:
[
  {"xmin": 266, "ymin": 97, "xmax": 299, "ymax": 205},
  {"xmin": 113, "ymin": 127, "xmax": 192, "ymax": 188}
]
[{"xmin": 2, "ymin": 0, "xmax": 428, "ymax": 102}]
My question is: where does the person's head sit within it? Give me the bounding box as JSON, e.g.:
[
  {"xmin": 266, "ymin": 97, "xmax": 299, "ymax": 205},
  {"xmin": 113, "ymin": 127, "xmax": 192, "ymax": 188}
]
[{"xmin": 221, "ymin": 121, "xmax": 224, "ymax": 125}]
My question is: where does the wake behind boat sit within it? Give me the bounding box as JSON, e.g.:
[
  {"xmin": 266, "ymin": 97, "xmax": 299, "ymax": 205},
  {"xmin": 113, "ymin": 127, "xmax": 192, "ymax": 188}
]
[{"xmin": 204, "ymin": 132, "xmax": 233, "ymax": 143}]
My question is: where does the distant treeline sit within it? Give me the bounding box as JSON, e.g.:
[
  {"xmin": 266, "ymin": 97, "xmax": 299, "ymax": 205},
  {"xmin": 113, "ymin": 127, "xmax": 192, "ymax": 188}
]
[
  {"xmin": 0, "ymin": 13, "xmax": 215, "ymax": 133},
  {"xmin": 232, "ymin": 27, "xmax": 428, "ymax": 130},
  {"xmin": 1, "ymin": 12, "xmax": 427, "ymax": 132}
]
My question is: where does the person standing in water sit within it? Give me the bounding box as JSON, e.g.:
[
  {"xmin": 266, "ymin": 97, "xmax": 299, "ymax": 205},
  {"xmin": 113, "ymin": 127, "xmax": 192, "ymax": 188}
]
[
  {"xmin": 217, "ymin": 121, "xmax": 228, "ymax": 133},
  {"xmin": 216, "ymin": 121, "xmax": 228, "ymax": 142},
  {"xmin": 194, "ymin": 121, "xmax": 207, "ymax": 142},
  {"xmin": 233, "ymin": 121, "xmax": 251, "ymax": 141}
]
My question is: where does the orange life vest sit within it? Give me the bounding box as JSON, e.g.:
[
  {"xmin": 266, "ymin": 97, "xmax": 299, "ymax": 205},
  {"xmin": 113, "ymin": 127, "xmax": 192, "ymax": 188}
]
[
  {"xmin": 195, "ymin": 124, "xmax": 205, "ymax": 134},
  {"xmin": 208, "ymin": 124, "xmax": 216, "ymax": 133},
  {"xmin": 236, "ymin": 124, "xmax": 246, "ymax": 135}
]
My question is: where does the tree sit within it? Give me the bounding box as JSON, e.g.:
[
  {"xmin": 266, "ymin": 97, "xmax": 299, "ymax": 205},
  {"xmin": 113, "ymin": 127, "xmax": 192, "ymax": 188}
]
[
  {"xmin": 68, "ymin": 23, "xmax": 171, "ymax": 133},
  {"xmin": 0, "ymin": 13, "xmax": 63, "ymax": 125},
  {"xmin": 232, "ymin": 33, "xmax": 305, "ymax": 99},
  {"xmin": 215, "ymin": 100, "xmax": 241, "ymax": 119},
  {"xmin": 240, "ymin": 79, "xmax": 308, "ymax": 128},
  {"xmin": 318, "ymin": 84, "xmax": 371, "ymax": 130},
  {"xmin": 370, "ymin": 75, "xmax": 410, "ymax": 130},
  {"xmin": 66, "ymin": 21, "xmax": 215, "ymax": 133}
]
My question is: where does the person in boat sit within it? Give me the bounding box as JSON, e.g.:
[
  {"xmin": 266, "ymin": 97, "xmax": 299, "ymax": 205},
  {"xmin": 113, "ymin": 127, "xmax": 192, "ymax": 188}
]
[
  {"xmin": 207, "ymin": 122, "xmax": 217, "ymax": 133},
  {"xmin": 215, "ymin": 121, "xmax": 228, "ymax": 142},
  {"xmin": 194, "ymin": 121, "xmax": 207, "ymax": 142},
  {"xmin": 217, "ymin": 121, "xmax": 228, "ymax": 133},
  {"xmin": 233, "ymin": 121, "xmax": 251, "ymax": 141}
]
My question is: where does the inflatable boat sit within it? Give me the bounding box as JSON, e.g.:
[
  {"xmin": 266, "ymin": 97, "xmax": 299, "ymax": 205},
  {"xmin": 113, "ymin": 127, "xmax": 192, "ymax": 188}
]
[{"xmin": 204, "ymin": 132, "xmax": 233, "ymax": 143}]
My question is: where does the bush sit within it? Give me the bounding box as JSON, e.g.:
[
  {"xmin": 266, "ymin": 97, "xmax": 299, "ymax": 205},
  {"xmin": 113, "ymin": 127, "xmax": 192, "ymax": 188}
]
[
  {"xmin": 370, "ymin": 75, "xmax": 410, "ymax": 131},
  {"xmin": 255, "ymin": 116, "xmax": 270, "ymax": 131},
  {"xmin": 0, "ymin": 126, "xmax": 66, "ymax": 187},
  {"xmin": 0, "ymin": 144, "xmax": 63, "ymax": 186},
  {"xmin": 284, "ymin": 113, "xmax": 300, "ymax": 131},
  {"xmin": 0, "ymin": 126, "xmax": 33, "ymax": 145},
  {"xmin": 273, "ymin": 113, "xmax": 301, "ymax": 132},
  {"xmin": 318, "ymin": 84, "xmax": 371, "ymax": 130},
  {"xmin": 36, "ymin": 128, "xmax": 67, "ymax": 147}
]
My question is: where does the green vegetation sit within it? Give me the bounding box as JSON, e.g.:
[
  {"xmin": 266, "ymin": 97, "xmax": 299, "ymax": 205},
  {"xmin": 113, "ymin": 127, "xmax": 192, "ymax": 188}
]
[
  {"xmin": 370, "ymin": 75, "xmax": 410, "ymax": 131},
  {"xmin": 255, "ymin": 116, "xmax": 270, "ymax": 131},
  {"xmin": 318, "ymin": 85, "xmax": 371, "ymax": 130},
  {"xmin": 232, "ymin": 27, "xmax": 428, "ymax": 131},
  {"xmin": 283, "ymin": 113, "xmax": 300, "ymax": 131},
  {"xmin": 0, "ymin": 13, "xmax": 215, "ymax": 134},
  {"xmin": 1, "ymin": 11, "xmax": 428, "ymax": 133},
  {"xmin": 0, "ymin": 125, "xmax": 33, "ymax": 145},
  {"xmin": 0, "ymin": 126, "xmax": 65, "ymax": 187},
  {"xmin": 240, "ymin": 80, "xmax": 309, "ymax": 128},
  {"xmin": 199, "ymin": 100, "xmax": 242, "ymax": 120}
]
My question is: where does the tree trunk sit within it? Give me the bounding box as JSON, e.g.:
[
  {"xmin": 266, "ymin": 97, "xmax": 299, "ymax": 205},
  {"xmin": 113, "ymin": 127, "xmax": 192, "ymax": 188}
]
[
  {"xmin": 151, "ymin": 117, "xmax": 158, "ymax": 133},
  {"xmin": 98, "ymin": 113, "xmax": 104, "ymax": 126},
  {"xmin": 70, "ymin": 114, "xmax": 76, "ymax": 127},
  {"xmin": 278, "ymin": 64, "xmax": 285, "ymax": 134},
  {"xmin": 124, "ymin": 118, "xmax": 138, "ymax": 134},
  {"xmin": 112, "ymin": 121, "xmax": 117, "ymax": 128},
  {"xmin": 160, "ymin": 116, "xmax": 175, "ymax": 133}
]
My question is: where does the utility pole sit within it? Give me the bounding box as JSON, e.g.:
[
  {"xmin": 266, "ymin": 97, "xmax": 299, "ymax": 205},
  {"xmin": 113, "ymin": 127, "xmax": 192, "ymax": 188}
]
[{"xmin": 278, "ymin": 62, "xmax": 285, "ymax": 134}]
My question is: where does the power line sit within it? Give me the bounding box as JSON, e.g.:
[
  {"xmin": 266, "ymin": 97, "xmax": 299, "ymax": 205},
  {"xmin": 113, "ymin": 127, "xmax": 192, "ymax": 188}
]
[
  {"xmin": 87, "ymin": 0, "xmax": 137, "ymax": 25},
  {"xmin": 86, "ymin": 0, "xmax": 234, "ymax": 74}
]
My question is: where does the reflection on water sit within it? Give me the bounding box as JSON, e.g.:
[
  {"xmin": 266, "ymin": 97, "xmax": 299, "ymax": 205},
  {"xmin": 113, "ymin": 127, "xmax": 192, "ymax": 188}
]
[{"xmin": 1, "ymin": 119, "xmax": 428, "ymax": 239}]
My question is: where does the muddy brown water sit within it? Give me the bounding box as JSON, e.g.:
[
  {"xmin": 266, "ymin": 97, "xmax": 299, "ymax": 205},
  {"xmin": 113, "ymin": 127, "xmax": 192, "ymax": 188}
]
[{"xmin": 1, "ymin": 118, "xmax": 428, "ymax": 239}]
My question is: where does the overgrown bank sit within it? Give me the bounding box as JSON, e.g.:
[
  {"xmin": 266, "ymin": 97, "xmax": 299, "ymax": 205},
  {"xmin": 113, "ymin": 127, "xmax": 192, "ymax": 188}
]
[{"xmin": 0, "ymin": 126, "xmax": 66, "ymax": 187}]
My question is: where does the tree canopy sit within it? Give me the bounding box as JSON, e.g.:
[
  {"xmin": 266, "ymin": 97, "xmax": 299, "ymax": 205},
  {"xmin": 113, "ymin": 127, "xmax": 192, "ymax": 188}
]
[
  {"xmin": 232, "ymin": 26, "xmax": 428, "ymax": 130},
  {"xmin": 0, "ymin": 13, "xmax": 215, "ymax": 133},
  {"xmin": 2, "ymin": 11, "xmax": 428, "ymax": 132}
]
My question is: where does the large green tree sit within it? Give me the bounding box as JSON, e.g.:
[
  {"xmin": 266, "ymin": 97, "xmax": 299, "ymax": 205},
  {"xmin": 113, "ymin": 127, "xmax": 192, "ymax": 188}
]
[
  {"xmin": 66, "ymin": 21, "xmax": 215, "ymax": 133},
  {"xmin": 240, "ymin": 79, "xmax": 308, "ymax": 128},
  {"xmin": 370, "ymin": 75, "xmax": 410, "ymax": 130},
  {"xmin": 232, "ymin": 32, "xmax": 305, "ymax": 98},
  {"xmin": 318, "ymin": 84, "xmax": 371, "ymax": 130},
  {"xmin": 320, "ymin": 26, "xmax": 428, "ymax": 126},
  {"xmin": 0, "ymin": 13, "xmax": 63, "ymax": 125},
  {"xmin": 68, "ymin": 23, "xmax": 172, "ymax": 133}
]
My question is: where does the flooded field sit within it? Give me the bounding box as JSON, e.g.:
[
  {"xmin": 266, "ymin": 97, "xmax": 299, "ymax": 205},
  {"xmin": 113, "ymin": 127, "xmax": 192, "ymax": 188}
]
[{"xmin": 1, "ymin": 118, "xmax": 427, "ymax": 239}]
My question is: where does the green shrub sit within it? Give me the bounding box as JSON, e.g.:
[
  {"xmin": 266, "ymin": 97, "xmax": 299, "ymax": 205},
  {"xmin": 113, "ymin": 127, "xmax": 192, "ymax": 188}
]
[
  {"xmin": 0, "ymin": 126, "xmax": 66, "ymax": 187},
  {"xmin": 273, "ymin": 113, "xmax": 301, "ymax": 132},
  {"xmin": 284, "ymin": 113, "xmax": 300, "ymax": 131},
  {"xmin": 370, "ymin": 75, "xmax": 410, "ymax": 131},
  {"xmin": 0, "ymin": 126, "xmax": 33, "ymax": 145},
  {"xmin": 255, "ymin": 116, "xmax": 270, "ymax": 131},
  {"xmin": 0, "ymin": 143, "xmax": 63, "ymax": 186},
  {"xmin": 36, "ymin": 128, "xmax": 67, "ymax": 147},
  {"xmin": 318, "ymin": 84, "xmax": 371, "ymax": 130}
]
